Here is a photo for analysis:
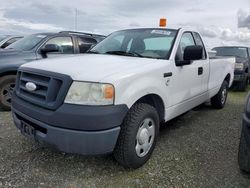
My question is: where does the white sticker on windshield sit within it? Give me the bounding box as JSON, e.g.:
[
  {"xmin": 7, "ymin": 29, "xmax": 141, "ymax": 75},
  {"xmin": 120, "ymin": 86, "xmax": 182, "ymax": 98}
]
[
  {"xmin": 151, "ymin": 30, "xmax": 171, "ymax": 35},
  {"xmin": 36, "ymin": 35, "xmax": 47, "ymax": 38}
]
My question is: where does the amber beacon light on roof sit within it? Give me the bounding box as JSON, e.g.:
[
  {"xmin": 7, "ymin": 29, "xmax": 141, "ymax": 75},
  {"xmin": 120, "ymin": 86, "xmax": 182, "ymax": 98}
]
[{"xmin": 159, "ymin": 18, "xmax": 167, "ymax": 27}]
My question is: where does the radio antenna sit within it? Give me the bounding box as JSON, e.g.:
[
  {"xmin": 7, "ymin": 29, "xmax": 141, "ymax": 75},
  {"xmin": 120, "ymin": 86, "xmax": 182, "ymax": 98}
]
[{"xmin": 75, "ymin": 8, "xmax": 78, "ymax": 31}]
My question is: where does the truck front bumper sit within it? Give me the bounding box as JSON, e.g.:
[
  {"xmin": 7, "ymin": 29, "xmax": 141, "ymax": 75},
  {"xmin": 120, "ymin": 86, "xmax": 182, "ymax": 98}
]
[
  {"xmin": 234, "ymin": 74, "xmax": 245, "ymax": 82},
  {"xmin": 234, "ymin": 71, "xmax": 246, "ymax": 82},
  {"xmin": 12, "ymin": 93, "xmax": 129, "ymax": 155}
]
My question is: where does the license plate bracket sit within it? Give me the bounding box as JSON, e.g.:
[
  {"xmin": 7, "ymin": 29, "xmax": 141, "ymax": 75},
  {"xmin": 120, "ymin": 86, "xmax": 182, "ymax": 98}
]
[{"xmin": 20, "ymin": 121, "xmax": 35, "ymax": 138}]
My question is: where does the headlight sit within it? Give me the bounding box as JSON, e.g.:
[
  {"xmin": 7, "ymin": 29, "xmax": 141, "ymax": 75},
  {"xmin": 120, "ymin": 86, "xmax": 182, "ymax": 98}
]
[
  {"xmin": 65, "ymin": 81, "xmax": 114, "ymax": 105},
  {"xmin": 235, "ymin": 63, "xmax": 244, "ymax": 71}
]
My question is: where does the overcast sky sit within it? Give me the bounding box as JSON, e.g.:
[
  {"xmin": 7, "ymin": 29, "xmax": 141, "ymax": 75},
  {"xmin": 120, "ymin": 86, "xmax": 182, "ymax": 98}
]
[{"xmin": 0, "ymin": 0, "xmax": 250, "ymax": 48}]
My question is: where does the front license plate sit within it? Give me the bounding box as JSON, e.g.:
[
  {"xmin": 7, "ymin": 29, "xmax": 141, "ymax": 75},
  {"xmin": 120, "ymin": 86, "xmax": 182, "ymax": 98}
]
[{"xmin": 20, "ymin": 122, "xmax": 35, "ymax": 138}]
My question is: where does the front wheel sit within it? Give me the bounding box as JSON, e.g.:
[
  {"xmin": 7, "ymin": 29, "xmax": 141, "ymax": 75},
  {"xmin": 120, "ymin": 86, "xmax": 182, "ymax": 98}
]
[
  {"xmin": 0, "ymin": 75, "xmax": 16, "ymax": 111},
  {"xmin": 211, "ymin": 80, "xmax": 228, "ymax": 109},
  {"xmin": 113, "ymin": 103, "xmax": 159, "ymax": 169}
]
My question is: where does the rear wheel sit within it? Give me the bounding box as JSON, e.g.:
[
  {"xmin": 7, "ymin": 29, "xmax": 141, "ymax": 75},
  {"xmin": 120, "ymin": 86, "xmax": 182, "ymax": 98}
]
[
  {"xmin": 211, "ymin": 80, "xmax": 228, "ymax": 109},
  {"xmin": 113, "ymin": 103, "xmax": 159, "ymax": 169},
  {"xmin": 0, "ymin": 75, "xmax": 16, "ymax": 111}
]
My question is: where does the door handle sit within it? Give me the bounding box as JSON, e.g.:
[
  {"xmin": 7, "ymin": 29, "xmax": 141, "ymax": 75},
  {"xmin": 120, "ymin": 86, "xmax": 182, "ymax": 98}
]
[
  {"xmin": 198, "ymin": 67, "xmax": 203, "ymax": 75},
  {"xmin": 163, "ymin": 72, "xmax": 173, "ymax": 77}
]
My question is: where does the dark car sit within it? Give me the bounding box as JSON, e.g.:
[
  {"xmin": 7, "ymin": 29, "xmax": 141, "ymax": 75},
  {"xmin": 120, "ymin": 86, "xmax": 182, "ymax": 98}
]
[
  {"xmin": 239, "ymin": 92, "xmax": 250, "ymax": 174},
  {"xmin": 0, "ymin": 35, "xmax": 23, "ymax": 49},
  {"xmin": 212, "ymin": 46, "xmax": 250, "ymax": 91},
  {"xmin": 0, "ymin": 31, "xmax": 105, "ymax": 110}
]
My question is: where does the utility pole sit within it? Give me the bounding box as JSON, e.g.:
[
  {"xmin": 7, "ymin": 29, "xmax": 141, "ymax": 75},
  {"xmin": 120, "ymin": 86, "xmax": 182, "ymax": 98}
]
[{"xmin": 75, "ymin": 8, "xmax": 78, "ymax": 31}]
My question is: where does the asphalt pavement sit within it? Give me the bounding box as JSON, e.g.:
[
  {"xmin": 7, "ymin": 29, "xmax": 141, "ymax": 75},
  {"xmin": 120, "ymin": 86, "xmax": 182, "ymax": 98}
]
[{"xmin": 0, "ymin": 90, "xmax": 250, "ymax": 188}]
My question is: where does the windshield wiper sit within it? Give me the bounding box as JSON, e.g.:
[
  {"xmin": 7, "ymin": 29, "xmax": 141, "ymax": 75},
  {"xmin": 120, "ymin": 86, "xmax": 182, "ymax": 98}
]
[{"xmin": 105, "ymin": 51, "xmax": 143, "ymax": 57}]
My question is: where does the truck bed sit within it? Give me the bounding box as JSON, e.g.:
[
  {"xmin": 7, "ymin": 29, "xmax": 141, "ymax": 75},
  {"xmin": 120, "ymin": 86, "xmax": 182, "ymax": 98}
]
[{"xmin": 208, "ymin": 56, "xmax": 235, "ymax": 97}]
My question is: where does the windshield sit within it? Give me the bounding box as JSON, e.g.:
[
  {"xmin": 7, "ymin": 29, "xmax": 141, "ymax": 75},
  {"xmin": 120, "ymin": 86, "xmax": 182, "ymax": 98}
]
[
  {"xmin": 6, "ymin": 34, "xmax": 47, "ymax": 51},
  {"xmin": 90, "ymin": 29, "xmax": 178, "ymax": 59},
  {"xmin": 213, "ymin": 47, "xmax": 248, "ymax": 58}
]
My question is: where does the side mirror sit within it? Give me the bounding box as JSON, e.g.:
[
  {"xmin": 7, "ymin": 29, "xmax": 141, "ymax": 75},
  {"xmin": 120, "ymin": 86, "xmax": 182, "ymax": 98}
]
[
  {"xmin": 208, "ymin": 50, "xmax": 217, "ymax": 58},
  {"xmin": 184, "ymin": 45, "xmax": 203, "ymax": 61},
  {"xmin": 40, "ymin": 44, "xmax": 60, "ymax": 55},
  {"xmin": 175, "ymin": 45, "xmax": 203, "ymax": 66}
]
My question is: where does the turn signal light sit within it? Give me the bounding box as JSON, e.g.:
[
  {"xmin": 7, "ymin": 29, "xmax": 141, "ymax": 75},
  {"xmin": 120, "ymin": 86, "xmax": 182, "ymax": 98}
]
[{"xmin": 104, "ymin": 85, "xmax": 114, "ymax": 99}]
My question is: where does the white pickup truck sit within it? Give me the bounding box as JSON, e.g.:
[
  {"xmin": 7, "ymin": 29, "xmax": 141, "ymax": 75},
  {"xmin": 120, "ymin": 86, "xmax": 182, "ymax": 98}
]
[{"xmin": 12, "ymin": 28, "xmax": 235, "ymax": 168}]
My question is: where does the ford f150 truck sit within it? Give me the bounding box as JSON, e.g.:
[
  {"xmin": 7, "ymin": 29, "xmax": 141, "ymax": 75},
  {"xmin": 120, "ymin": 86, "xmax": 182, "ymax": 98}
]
[
  {"xmin": 0, "ymin": 31, "xmax": 105, "ymax": 110},
  {"xmin": 12, "ymin": 28, "xmax": 235, "ymax": 168},
  {"xmin": 213, "ymin": 46, "xmax": 250, "ymax": 91}
]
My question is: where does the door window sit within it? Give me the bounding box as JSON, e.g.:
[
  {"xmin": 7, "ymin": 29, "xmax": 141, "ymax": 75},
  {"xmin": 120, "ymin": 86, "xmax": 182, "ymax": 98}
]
[
  {"xmin": 193, "ymin": 32, "xmax": 206, "ymax": 59},
  {"xmin": 175, "ymin": 32, "xmax": 195, "ymax": 61},
  {"xmin": 44, "ymin": 37, "xmax": 74, "ymax": 54}
]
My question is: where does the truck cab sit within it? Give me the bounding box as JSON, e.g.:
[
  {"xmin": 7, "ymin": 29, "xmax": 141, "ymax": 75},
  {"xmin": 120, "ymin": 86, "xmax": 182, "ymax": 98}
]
[{"xmin": 11, "ymin": 28, "xmax": 235, "ymax": 168}]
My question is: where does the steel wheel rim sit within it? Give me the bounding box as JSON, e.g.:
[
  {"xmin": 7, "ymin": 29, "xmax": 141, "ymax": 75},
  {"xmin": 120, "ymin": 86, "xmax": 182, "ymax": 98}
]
[
  {"xmin": 221, "ymin": 87, "xmax": 227, "ymax": 104},
  {"xmin": 135, "ymin": 118, "xmax": 155, "ymax": 158},
  {"xmin": 1, "ymin": 82, "xmax": 15, "ymax": 105}
]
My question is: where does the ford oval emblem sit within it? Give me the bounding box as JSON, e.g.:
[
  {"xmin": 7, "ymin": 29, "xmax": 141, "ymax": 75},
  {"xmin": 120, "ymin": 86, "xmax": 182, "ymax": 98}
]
[{"xmin": 25, "ymin": 82, "xmax": 37, "ymax": 92}]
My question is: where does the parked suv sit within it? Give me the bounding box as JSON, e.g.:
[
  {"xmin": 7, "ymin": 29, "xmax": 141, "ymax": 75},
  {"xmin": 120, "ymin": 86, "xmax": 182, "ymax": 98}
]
[
  {"xmin": 0, "ymin": 31, "xmax": 105, "ymax": 110},
  {"xmin": 0, "ymin": 35, "xmax": 23, "ymax": 49},
  {"xmin": 212, "ymin": 46, "xmax": 250, "ymax": 91}
]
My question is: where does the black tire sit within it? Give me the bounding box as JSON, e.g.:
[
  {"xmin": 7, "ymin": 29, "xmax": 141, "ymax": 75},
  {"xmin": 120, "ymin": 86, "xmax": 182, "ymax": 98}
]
[
  {"xmin": 238, "ymin": 75, "xmax": 248, "ymax": 91},
  {"xmin": 0, "ymin": 75, "xmax": 16, "ymax": 111},
  {"xmin": 113, "ymin": 103, "xmax": 159, "ymax": 169},
  {"xmin": 238, "ymin": 124, "xmax": 250, "ymax": 174},
  {"xmin": 211, "ymin": 80, "xmax": 228, "ymax": 109}
]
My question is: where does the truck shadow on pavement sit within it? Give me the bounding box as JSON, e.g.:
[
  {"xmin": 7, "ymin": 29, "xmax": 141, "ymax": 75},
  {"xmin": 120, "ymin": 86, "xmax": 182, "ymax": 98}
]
[
  {"xmin": 26, "ymin": 103, "xmax": 216, "ymax": 170},
  {"xmin": 160, "ymin": 102, "xmax": 212, "ymax": 132}
]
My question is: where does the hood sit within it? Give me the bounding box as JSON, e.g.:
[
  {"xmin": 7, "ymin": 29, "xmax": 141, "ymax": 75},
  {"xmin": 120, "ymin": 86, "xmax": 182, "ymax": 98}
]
[{"xmin": 21, "ymin": 54, "xmax": 161, "ymax": 82}]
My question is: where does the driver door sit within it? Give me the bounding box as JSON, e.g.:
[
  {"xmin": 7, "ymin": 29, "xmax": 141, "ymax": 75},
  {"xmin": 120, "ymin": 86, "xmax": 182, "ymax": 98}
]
[
  {"xmin": 37, "ymin": 37, "xmax": 74, "ymax": 59},
  {"xmin": 170, "ymin": 32, "xmax": 204, "ymax": 106}
]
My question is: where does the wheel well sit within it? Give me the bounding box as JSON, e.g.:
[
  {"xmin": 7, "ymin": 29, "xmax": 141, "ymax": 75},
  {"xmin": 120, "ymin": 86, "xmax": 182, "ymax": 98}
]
[
  {"xmin": 0, "ymin": 71, "xmax": 17, "ymax": 78},
  {"xmin": 135, "ymin": 94, "xmax": 165, "ymax": 123},
  {"xmin": 224, "ymin": 74, "xmax": 230, "ymax": 84}
]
